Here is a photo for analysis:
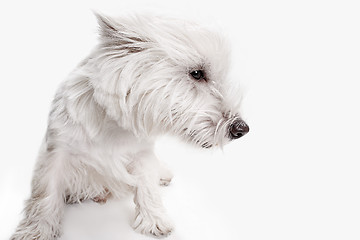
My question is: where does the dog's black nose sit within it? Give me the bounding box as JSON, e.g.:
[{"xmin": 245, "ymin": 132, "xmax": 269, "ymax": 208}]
[{"xmin": 229, "ymin": 120, "xmax": 249, "ymax": 139}]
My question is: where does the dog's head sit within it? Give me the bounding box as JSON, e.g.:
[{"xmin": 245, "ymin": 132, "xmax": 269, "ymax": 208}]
[{"xmin": 90, "ymin": 13, "xmax": 249, "ymax": 148}]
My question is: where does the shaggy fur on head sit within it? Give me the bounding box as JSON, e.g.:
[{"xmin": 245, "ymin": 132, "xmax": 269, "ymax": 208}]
[{"xmin": 11, "ymin": 13, "xmax": 248, "ymax": 239}]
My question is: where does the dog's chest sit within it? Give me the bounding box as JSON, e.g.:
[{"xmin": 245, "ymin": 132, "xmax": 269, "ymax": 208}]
[{"xmin": 90, "ymin": 124, "xmax": 154, "ymax": 160}]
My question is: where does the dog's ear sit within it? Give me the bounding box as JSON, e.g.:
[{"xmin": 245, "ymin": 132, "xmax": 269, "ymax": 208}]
[
  {"xmin": 94, "ymin": 12, "xmax": 120, "ymax": 39},
  {"xmin": 94, "ymin": 12, "xmax": 147, "ymax": 50}
]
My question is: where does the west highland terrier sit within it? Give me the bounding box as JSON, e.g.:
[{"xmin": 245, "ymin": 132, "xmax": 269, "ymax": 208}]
[{"xmin": 11, "ymin": 13, "xmax": 249, "ymax": 239}]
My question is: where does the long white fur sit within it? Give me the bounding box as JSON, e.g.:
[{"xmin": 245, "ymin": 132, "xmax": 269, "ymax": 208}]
[{"xmin": 11, "ymin": 13, "xmax": 244, "ymax": 239}]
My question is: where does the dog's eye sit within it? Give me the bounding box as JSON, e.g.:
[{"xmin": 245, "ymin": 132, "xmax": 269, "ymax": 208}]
[{"xmin": 190, "ymin": 70, "xmax": 205, "ymax": 81}]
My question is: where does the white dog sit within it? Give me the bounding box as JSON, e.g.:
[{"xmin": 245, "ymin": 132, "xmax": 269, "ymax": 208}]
[{"xmin": 11, "ymin": 13, "xmax": 249, "ymax": 239}]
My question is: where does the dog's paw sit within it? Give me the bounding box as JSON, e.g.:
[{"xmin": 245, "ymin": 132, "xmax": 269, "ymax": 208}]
[
  {"xmin": 159, "ymin": 178, "xmax": 172, "ymax": 186},
  {"xmin": 133, "ymin": 212, "xmax": 173, "ymax": 237},
  {"xmin": 92, "ymin": 195, "xmax": 108, "ymax": 204},
  {"xmin": 159, "ymin": 166, "xmax": 173, "ymax": 187},
  {"xmin": 92, "ymin": 188, "xmax": 111, "ymax": 204}
]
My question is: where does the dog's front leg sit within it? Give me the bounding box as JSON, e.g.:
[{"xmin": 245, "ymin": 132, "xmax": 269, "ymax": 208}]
[{"xmin": 131, "ymin": 150, "xmax": 173, "ymax": 237}]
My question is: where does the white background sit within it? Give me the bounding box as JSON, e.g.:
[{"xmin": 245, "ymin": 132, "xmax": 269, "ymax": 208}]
[{"xmin": 1, "ymin": 0, "xmax": 359, "ymax": 239}]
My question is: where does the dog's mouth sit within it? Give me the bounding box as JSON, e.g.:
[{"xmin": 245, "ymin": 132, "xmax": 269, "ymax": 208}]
[
  {"xmin": 181, "ymin": 117, "xmax": 248, "ymax": 148},
  {"xmin": 182, "ymin": 128, "xmax": 213, "ymax": 149},
  {"xmin": 201, "ymin": 142, "xmax": 213, "ymax": 149}
]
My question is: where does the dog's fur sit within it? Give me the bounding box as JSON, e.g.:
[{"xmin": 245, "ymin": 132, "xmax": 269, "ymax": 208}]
[{"xmin": 11, "ymin": 13, "xmax": 247, "ymax": 239}]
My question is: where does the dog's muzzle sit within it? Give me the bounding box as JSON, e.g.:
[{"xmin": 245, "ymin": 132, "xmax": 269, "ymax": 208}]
[{"xmin": 229, "ymin": 120, "xmax": 249, "ymax": 140}]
